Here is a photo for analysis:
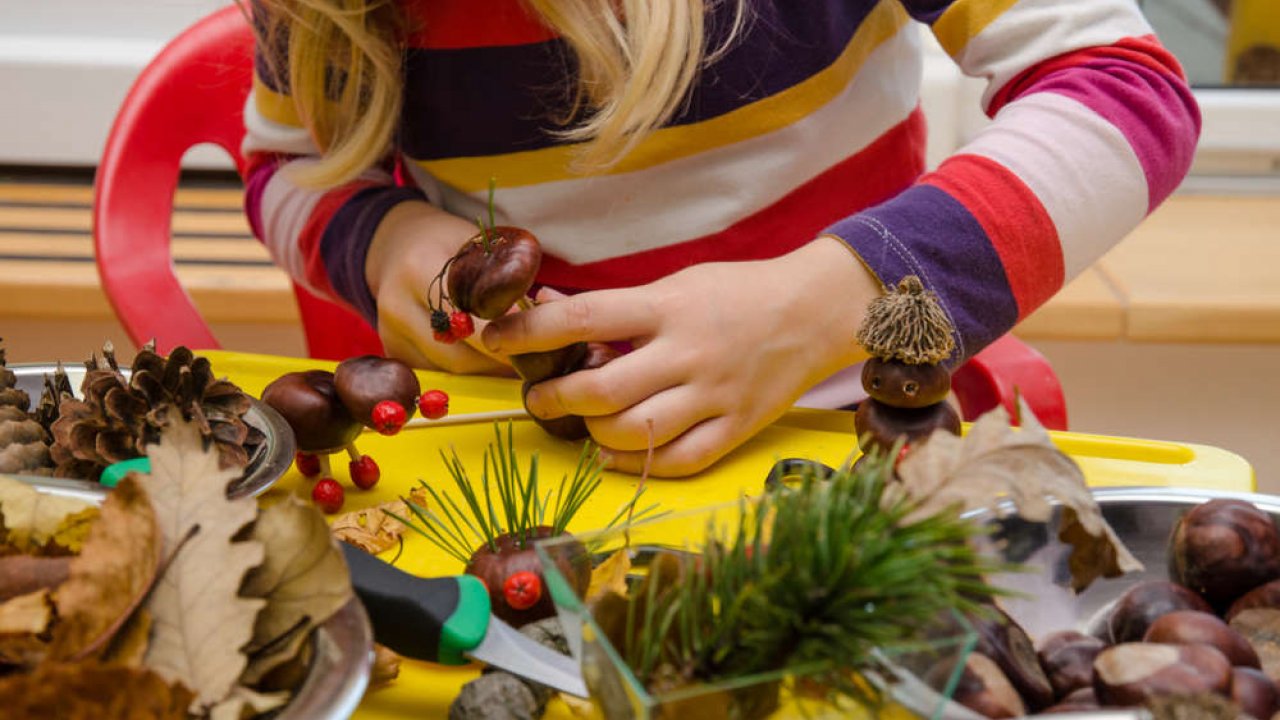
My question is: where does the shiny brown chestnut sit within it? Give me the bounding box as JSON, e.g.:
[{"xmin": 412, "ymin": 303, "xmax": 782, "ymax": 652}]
[
  {"xmin": 1106, "ymin": 579, "xmax": 1214, "ymax": 643},
  {"xmin": 446, "ymin": 226, "xmax": 542, "ymax": 320},
  {"xmin": 466, "ymin": 527, "xmax": 590, "ymax": 627},
  {"xmin": 861, "ymin": 357, "xmax": 951, "ymax": 408},
  {"xmin": 1037, "ymin": 630, "xmax": 1106, "ymax": 699},
  {"xmin": 510, "ymin": 342, "xmax": 588, "ymax": 385},
  {"xmin": 1169, "ymin": 498, "xmax": 1280, "ymax": 612},
  {"xmin": 947, "ymin": 653, "xmax": 1027, "ymax": 719},
  {"xmin": 1143, "ymin": 610, "xmax": 1261, "ymax": 668},
  {"xmin": 968, "ymin": 606, "xmax": 1055, "ymax": 711},
  {"xmin": 261, "ymin": 370, "xmax": 360, "ymax": 453},
  {"xmin": 1092, "ymin": 642, "xmax": 1232, "ymax": 706},
  {"xmin": 1041, "ymin": 687, "xmax": 1101, "ymax": 714},
  {"xmin": 523, "ymin": 343, "xmax": 621, "ymax": 441},
  {"xmin": 1227, "ymin": 579, "xmax": 1280, "ymax": 622},
  {"xmin": 1232, "ymin": 667, "xmax": 1279, "ymax": 719},
  {"xmin": 854, "ymin": 398, "xmax": 961, "ymax": 454},
  {"xmin": 333, "ymin": 355, "xmax": 421, "ymax": 431}
]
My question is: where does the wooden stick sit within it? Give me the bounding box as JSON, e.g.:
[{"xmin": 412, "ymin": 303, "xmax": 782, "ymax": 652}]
[{"xmin": 396, "ymin": 408, "xmax": 531, "ymax": 431}]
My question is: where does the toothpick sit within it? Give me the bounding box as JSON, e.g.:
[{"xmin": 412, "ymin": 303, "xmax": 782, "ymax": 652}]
[{"xmin": 389, "ymin": 408, "xmax": 531, "ymax": 432}]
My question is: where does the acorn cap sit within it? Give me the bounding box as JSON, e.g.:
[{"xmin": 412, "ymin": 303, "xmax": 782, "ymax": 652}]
[{"xmin": 855, "ymin": 275, "xmax": 956, "ymax": 365}]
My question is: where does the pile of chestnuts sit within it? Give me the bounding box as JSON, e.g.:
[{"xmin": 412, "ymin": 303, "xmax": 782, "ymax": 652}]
[{"xmin": 948, "ymin": 498, "xmax": 1280, "ymax": 718}]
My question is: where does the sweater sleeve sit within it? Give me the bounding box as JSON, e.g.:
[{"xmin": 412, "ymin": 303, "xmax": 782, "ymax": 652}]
[
  {"xmin": 824, "ymin": 0, "xmax": 1200, "ymax": 362},
  {"xmin": 241, "ymin": 8, "xmax": 424, "ymax": 327}
]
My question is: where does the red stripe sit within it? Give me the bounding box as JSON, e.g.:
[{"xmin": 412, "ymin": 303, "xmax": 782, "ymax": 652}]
[
  {"xmin": 989, "ymin": 35, "xmax": 1188, "ymax": 115},
  {"xmin": 922, "ymin": 154, "xmax": 1062, "ymax": 319},
  {"xmin": 537, "ymin": 109, "xmax": 928, "ymax": 290},
  {"xmin": 298, "ymin": 183, "xmax": 376, "ymax": 296},
  {"xmin": 401, "ymin": 0, "xmax": 557, "ymax": 49}
]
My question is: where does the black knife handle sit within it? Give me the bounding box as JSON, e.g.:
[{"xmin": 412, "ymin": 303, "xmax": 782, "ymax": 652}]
[{"xmin": 341, "ymin": 543, "xmax": 460, "ymax": 663}]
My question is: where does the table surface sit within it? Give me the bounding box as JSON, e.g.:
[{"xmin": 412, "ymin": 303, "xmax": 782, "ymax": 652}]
[{"xmin": 199, "ymin": 350, "xmax": 1256, "ymax": 720}]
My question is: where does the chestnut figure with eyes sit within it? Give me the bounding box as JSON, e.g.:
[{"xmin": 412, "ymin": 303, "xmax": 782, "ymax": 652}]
[{"xmin": 466, "ymin": 527, "xmax": 591, "ymax": 627}]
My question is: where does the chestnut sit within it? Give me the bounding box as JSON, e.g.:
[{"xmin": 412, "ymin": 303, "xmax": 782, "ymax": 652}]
[
  {"xmin": 1232, "ymin": 667, "xmax": 1279, "ymax": 719},
  {"xmin": 1228, "ymin": 579, "xmax": 1280, "ymax": 622},
  {"xmin": 1036, "ymin": 630, "xmax": 1106, "ymax": 698},
  {"xmin": 968, "ymin": 606, "xmax": 1055, "ymax": 711},
  {"xmin": 1143, "ymin": 610, "xmax": 1261, "ymax": 668},
  {"xmin": 333, "ymin": 355, "xmax": 420, "ymax": 431},
  {"xmin": 947, "ymin": 653, "xmax": 1027, "ymax": 719},
  {"xmin": 466, "ymin": 527, "xmax": 590, "ymax": 627},
  {"xmin": 1093, "ymin": 642, "xmax": 1232, "ymax": 706},
  {"xmin": 510, "ymin": 342, "xmax": 588, "ymax": 385},
  {"xmin": 1169, "ymin": 498, "xmax": 1280, "ymax": 612},
  {"xmin": 1041, "ymin": 687, "xmax": 1101, "ymax": 714},
  {"xmin": 853, "ymin": 398, "xmax": 960, "ymax": 453},
  {"xmin": 860, "ymin": 357, "xmax": 950, "ymax": 408},
  {"xmin": 1106, "ymin": 579, "xmax": 1214, "ymax": 643},
  {"xmin": 522, "ymin": 343, "xmax": 621, "ymax": 441},
  {"xmin": 261, "ymin": 370, "xmax": 360, "ymax": 453},
  {"xmin": 446, "ymin": 226, "xmax": 542, "ymax": 320}
]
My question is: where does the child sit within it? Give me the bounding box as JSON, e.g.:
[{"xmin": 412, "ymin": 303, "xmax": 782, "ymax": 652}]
[{"xmin": 243, "ymin": 0, "xmax": 1199, "ymax": 476}]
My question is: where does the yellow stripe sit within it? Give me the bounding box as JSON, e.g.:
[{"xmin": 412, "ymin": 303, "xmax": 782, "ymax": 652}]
[
  {"xmin": 252, "ymin": 75, "xmax": 303, "ymax": 128},
  {"xmin": 415, "ymin": 1, "xmax": 911, "ymax": 193},
  {"xmin": 933, "ymin": 0, "xmax": 1020, "ymax": 58}
]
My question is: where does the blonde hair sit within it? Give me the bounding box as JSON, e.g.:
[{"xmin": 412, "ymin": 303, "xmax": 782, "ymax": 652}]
[{"xmin": 251, "ymin": 0, "xmax": 747, "ymax": 187}]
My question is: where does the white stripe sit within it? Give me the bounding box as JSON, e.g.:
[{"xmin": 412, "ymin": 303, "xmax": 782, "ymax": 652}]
[
  {"xmin": 956, "ymin": 0, "xmax": 1153, "ymax": 111},
  {"xmin": 959, "ymin": 92, "xmax": 1149, "ymax": 279},
  {"xmin": 417, "ymin": 23, "xmax": 923, "ymax": 266},
  {"xmin": 240, "ymin": 91, "xmax": 320, "ymax": 157}
]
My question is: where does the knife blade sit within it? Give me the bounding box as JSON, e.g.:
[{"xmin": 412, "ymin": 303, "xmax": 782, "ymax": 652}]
[{"xmin": 340, "ymin": 543, "xmax": 588, "ymax": 698}]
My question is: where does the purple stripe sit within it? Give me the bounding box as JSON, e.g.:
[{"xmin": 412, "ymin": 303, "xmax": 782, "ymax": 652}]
[
  {"xmin": 319, "ymin": 186, "xmax": 427, "ymax": 327},
  {"xmin": 898, "ymin": 0, "xmax": 955, "ymax": 25},
  {"xmin": 825, "ymin": 184, "xmax": 1018, "ymax": 365},
  {"xmin": 242, "ymin": 158, "xmax": 279, "ymax": 242},
  {"xmin": 1029, "ymin": 59, "xmax": 1200, "ymax": 211},
  {"xmin": 400, "ymin": 0, "xmax": 881, "ymax": 160}
]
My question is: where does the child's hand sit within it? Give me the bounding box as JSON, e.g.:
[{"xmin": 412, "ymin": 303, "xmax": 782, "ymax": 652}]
[
  {"xmin": 481, "ymin": 237, "xmax": 882, "ymax": 477},
  {"xmin": 365, "ymin": 201, "xmax": 514, "ymax": 376}
]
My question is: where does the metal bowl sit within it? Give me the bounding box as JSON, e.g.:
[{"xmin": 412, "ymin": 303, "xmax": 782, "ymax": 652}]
[
  {"xmin": 19, "ymin": 476, "xmax": 373, "ymax": 720},
  {"xmin": 890, "ymin": 486, "xmax": 1280, "ymax": 720},
  {"xmin": 9, "ymin": 362, "xmax": 294, "ymax": 498}
]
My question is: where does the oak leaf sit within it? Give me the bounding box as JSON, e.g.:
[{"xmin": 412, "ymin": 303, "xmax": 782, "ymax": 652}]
[
  {"xmin": 239, "ymin": 496, "xmax": 351, "ymax": 685},
  {"xmin": 101, "ymin": 608, "xmax": 153, "ymax": 668},
  {"xmin": 48, "ymin": 474, "xmax": 161, "ymax": 661},
  {"xmin": 893, "ymin": 399, "xmax": 1142, "ymax": 592},
  {"xmin": 0, "ymin": 475, "xmax": 95, "ymax": 553},
  {"xmin": 330, "ymin": 487, "xmax": 429, "ymax": 554},
  {"xmin": 0, "ymin": 589, "xmax": 53, "ymax": 667},
  {"xmin": 0, "ymin": 661, "xmax": 194, "ymax": 720},
  {"xmin": 139, "ymin": 419, "xmax": 265, "ymax": 710}
]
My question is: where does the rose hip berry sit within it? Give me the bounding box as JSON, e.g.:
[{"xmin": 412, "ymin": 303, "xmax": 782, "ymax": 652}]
[
  {"xmin": 449, "ymin": 311, "xmax": 475, "ymax": 340},
  {"xmin": 419, "ymin": 389, "xmax": 449, "ymax": 420},
  {"xmin": 295, "ymin": 451, "xmax": 321, "ymax": 477},
  {"xmin": 369, "ymin": 400, "xmax": 408, "ymax": 435},
  {"xmin": 312, "ymin": 478, "xmax": 345, "ymax": 514},
  {"xmin": 503, "ymin": 571, "xmax": 543, "ymax": 611},
  {"xmin": 349, "ymin": 455, "xmax": 380, "ymax": 490}
]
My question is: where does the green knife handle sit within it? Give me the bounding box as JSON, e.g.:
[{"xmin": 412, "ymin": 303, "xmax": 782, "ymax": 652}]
[{"xmin": 341, "ymin": 544, "xmax": 490, "ymax": 665}]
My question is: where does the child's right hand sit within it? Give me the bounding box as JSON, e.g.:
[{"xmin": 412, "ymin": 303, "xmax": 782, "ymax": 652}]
[{"xmin": 364, "ymin": 200, "xmax": 514, "ymax": 376}]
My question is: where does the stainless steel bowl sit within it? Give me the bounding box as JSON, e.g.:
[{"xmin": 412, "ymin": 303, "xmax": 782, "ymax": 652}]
[
  {"xmin": 890, "ymin": 486, "xmax": 1280, "ymax": 720},
  {"xmin": 9, "ymin": 362, "xmax": 294, "ymax": 498}
]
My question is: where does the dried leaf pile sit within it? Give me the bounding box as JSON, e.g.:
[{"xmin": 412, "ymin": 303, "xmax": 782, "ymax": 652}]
[{"xmin": 0, "ymin": 420, "xmax": 353, "ymax": 719}]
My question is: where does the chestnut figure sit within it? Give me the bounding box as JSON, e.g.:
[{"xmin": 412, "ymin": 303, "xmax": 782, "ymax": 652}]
[
  {"xmin": 861, "ymin": 357, "xmax": 951, "ymax": 408},
  {"xmin": 510, "ymin": 342, "xmax": 588, "ymax": 385},
  {"xmin": 854, "ymin": 398, "xmax": 961, "ymax": 454},
  {"xmin": 466, "ymin": 527, "xmax": 590, "ymax": 627},
  {"xmin": 446, "ymin": 226, "xmax": 542, "ymax": 320},
  {"xmin": 1093, "ymin": 642, "xmax": 1232, "ymax": 706},
  {"xmin": 1232, "ymin": 667, "xmax": 1279, "ymax": 719},
  {"xmin": 967, "ymin": 606, "xmax": 1055, "ymax": 711},
  {"xmin": 1143, "ymin": 610, "xmax": 1261, "ymax": 668},
  {"xmin": 1169, "ymin": 498, "xmax": 1280, "ymax": 612},
  {"xmin": 522, "ymin": 343, "xmax": 622, "ymax": 441},
  {"xmin": 261, "ymin": 370, "xmax": 360, "ymax": 453},
  {"xmin": 1106, "ymin": 579, "xmax": 1214, "ymax": 643},
  {"xmin": 1228, "ymin": 579, "xmax": 1280, "ymax": 622},
  {"xmin": 333, "ymin": 355, "xmax": 420, "ymax": 431},
  {"xmin": 946, "ymin": 653, "xmax": 1026, "ymax": 719},
  {"xmin": 1036, "ymin": 631, "xmax": 1106, "ymax": 699}
]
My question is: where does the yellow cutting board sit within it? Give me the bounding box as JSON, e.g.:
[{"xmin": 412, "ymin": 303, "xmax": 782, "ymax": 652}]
[{"xmin": 202, "ymin": 350, "xmax": 1255, "ymax": 720}]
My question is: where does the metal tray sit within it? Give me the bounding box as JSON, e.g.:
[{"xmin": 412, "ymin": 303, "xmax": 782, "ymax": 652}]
[
  {"xmin": 9, "ymin": 362, "xmax": 294, "ymax": 499},
  {"xmin": 14, "ymin": 477, "xmax": 373, "ymax": 720}
]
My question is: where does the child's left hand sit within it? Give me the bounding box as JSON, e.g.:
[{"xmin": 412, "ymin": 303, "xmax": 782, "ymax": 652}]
[{"xmin": 481, "ymin": 236, "xmax": 882, "ymax": 477}]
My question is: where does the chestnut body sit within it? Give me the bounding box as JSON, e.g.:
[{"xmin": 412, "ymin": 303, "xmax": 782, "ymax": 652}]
[
  {"xmin": 949, "ymin": 653, "xmax": 1026, "ymax": 719},
  {"xmin": 522, "ymin": 343, "xmax": 621, "ymax": 441},
  {"xmin": 1169, "ymin": 498, "xmax": 1280, "ymax": 611},
  {"xmin": 511, "ymin": 343, "xmax": 588, "ymax": 385},
  {"xmin": 861, "ymin": 357, "xmax": 951, "ymax": 408},
  {"xmin": 969, "ymin": 607, "xmax": 1055, "ymax": 711},
  {"xmin": 1232, "ymin": 667, "xmax": 1280, "ymax": 719},
  {"xmin": 333, "ymin": 355, "xmax": 420, "ymax": 428},
  {"xmin": 467, "ymin": 527, "xmax": 590, "ymax": 627},
  {"xmin": 447, "ymin": 227, "xmax": 542, "ymax": 320},
  {"xmin": 1228, "ymin": 578, "xmax": 1280, "ymax": 621},
  {"xmin": 261, "ymin": 370, "xmax": 360, "ymax": 453},
  {"xmin": 1106, "ymin": 579, "xmax": 1214, "ymax": 643},
  {"xmin": 854, "ymin": 398, "xmax": 961, "ymax": 452},
  {"xmin": 1036, "ymin": 631, "xmax": 1106, "ymax": 699},
  {"xmin": 1093, "ymin": 643, "xmax": 1233, "ymax": 706},
  {"xmin": 1142, "ymin": 610, "xmax": 1261, "ymax": 668}
]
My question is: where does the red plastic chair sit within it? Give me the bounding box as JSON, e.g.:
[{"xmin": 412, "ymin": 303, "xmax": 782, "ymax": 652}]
[{"xmin": 92, "ymin": 4, "xmax": 1068, "ymax": 430}]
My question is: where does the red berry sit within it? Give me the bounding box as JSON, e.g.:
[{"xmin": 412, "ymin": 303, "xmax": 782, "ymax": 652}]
[
  {"xmin": 894, "ymin": 442, "xmax": 912, "ymax": 468},
  {"xmin": 418, "ymin": 389, "xmax": 449, "ymax": 420},
  {"xmin": 349, "ymin": 455, "xmax": 380, "ymax": 490},
  {"xmin": 433, "ymin": 328, "xmax": 458, "ymax": 344},
  {"xmin": 370, "ymin": 400, "xmax": 408, "ymax": 435},
  {"xmin": 295, "ymin": 452, "xmax": 321, "ymax": 477},
  {"xmin": 502, "ymin": 571, "xmax": 542, "ymax": 611},
  {"xmin": 449, "ymin": 311, "xmax": 475, "ymax": 340},
  {"xmin": 311, "ymin": 478, "xmax": 345, "ymax": 514}
]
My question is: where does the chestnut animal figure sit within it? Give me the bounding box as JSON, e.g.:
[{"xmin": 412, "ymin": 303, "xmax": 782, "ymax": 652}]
[
  {"xmin": 1169, "ymin": 498, "xmax": 1280, "ymax": 612},
  {"xmin": 446, "ymin": 226, "xmax": 542, "ymax": 321},
  {"xmin": 1106, "ymin": 579, "xmax": 1215, "ymax": 643},
  {"xmin": 1143, "ymin": 610, "xmax": 1261, "ymax": 668},
  {"xmin": 522, "ymin": 343, "xmax": 622, "ymax": 441},
  {"xmin": 1092, "ymin": 643, "xmax": 1232, "ymax": 706},
  {"xmin": 466, "ymin": 527, "xmax": 590, "ymax": 627}
]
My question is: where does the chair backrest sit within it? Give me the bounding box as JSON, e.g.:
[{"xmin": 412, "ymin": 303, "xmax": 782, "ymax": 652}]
[{"xmin": 92, "ymin": 3, "xmax": 382, "ymax": 360}]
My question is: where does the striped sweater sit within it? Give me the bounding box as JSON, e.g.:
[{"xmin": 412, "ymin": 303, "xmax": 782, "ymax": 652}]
[{"xmin": 243, "ymin": 0, "xmax": 1199, "ymax": 363}]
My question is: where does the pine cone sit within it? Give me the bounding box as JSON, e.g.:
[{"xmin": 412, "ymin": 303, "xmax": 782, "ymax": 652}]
[
  {"xmin": 0, "ymin": 342, "xmax": 53, "ymax": 475},
  {"xmin": 48, "ymin": 342, "xmax": 264, "ymax": 479}
]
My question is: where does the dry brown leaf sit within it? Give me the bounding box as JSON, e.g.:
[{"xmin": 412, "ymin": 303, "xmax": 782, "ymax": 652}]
[
  {"xmin": 48, "ymin": 474, "xmax": 161, "ymax": 661},
  {"xmin": 0, "ymin": 589, "xmax": 53, "ymax": 667},
  {"xmin": 0, "ymin": 661, "xmax": 194, "ymax": 720},
  {"xmin": 894, "ymin": 398, "xmax": 1142, "ymax": 592},
  {"xmin": 139, "ymin": 419, "xmax": 265, "ymax": 711},
  {"xmin": 207, "ymin": 686, "xmax": 290, "ymax": 720},
  {"xmin": 101, "ymin": 608, "xmax": 153, "ymax": 668},
  {"xmin": 0, "ymin": 475, "xmax": 95, "ymax": 553},
  {"xmin": 586, "ymin": 548, "xmax": 631, "ymax": 602},
  {"xmin": 49, "ymin": 507, "xmax": 99, "ymax": 554},
  {"xmin": 330, "ymin": 487, "xmax": 429, "ymax": 554},
  {"xmin": 238, "ymin": 496, "xmax": 352, "ymax": 685},
  {"xmin": 370, "ymin": 643, "xmax": 401, "ymax": 689}
]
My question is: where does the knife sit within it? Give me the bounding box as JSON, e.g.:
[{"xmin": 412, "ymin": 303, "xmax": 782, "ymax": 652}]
[{"xmin": 340, "ymin": 543, "xmax": 588, "ymax": 698}]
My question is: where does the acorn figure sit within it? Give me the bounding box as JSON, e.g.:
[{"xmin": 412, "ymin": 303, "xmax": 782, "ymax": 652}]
[{"xmin": 854, "ymin": 276, "xmax": 961, "ymax": 460}]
